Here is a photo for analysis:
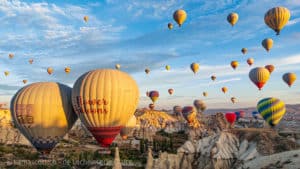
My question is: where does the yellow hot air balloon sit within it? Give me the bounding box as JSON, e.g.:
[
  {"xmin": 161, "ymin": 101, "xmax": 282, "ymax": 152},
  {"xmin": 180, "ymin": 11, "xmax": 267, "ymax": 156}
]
[
  {"xmin": 0, "ymin": 109, "xmax": 12, "ymax": 128},
  {"xmin": 282, "ymin": 72, "xmax": 296, "ymax": 87},
  {"xmin": 72, "ymin": 69, "xmax": 139, "ymax": 147},
  {"xmin": 173, "ymin": 9, "xmax": 187, "ymax": 27},
  {"xmin": 190, "ymin": 63, "xmax": 199, "ymax": 74},
  {"xmin": 83, "ymin": 16, "xmax": 89, "ymax": 22},
  {"xmin": 257, "ymin": 97, "xmax": 285, "ymax": 126},
  {"xmin": 222, "ymin": 87, "xmax": 228, "ymax": 93},
  {"xmin": 227, "ymin": 13, "xmax": 239, "ymax": 26},
  {"xmin": 231, "ymin": 61, "xmax": 239, "ymax": 70},
  {"xmin": 115, "ymin": 64, "xmax": 121, "ymax": 70},
  {"xmin": 22, "ymin": 80, "xmax": 27, "ymax": 84},
  {"xmin": 231, "ymin": 97, "xmax": 237, "ymax": 104},
  {"xmin": 9, "ymin": 53, "xmax": 14, "ymax": 59},
  {"xmin": 241, "ymin": 48, "xmax": 247, "ymax": 54},
  {"xmin": 203, "ymin": 92, "xmax": 208, "ymax": 97},
  {"xmin": 247, "ymin": 58, "xmax": 254, "ymax": 66},
  {"xmin": 145, "ymin": 68, "xmax": 150, "ymax": 74},
  {"xmin": 165, "ymin": 65, "xmax": 171, "ymax": 71},
  {"xmin": 264, "ymin": 7, "xmax": 290, "ymax": 35},
  {"xmin": 120, "ymin": 115, "xmax": 136, "ymax": 140},
  {"xmin": 10, "ymin": 82, "xmax": 78, "ymax": 154},
  {"xmin": 182, "ymin": 106, "xmax": 197, "ymax": 123},
  {"xmin": 47, "ymin": 67, "xmax": 53, "ymax": 75},
  {"xmin": 29, "ymin": 59, "xmax": 34, "ymax": 64},
  {"xmin": 64, "ymin": 67, "xmax": 71, "ymax": 74},
  {"xmin": 168, "ymin": 23, "xmax": 173, "ymax": 30},
  {"xmin": 249, "ymin": 67, "xmax": 270, "ymax": 90},
  {"xmin": 4, "ymin": 71, "xmax": 9, "ymax": 76},
  {"xmin": 262, "ymin": 38, "xmax": 273, "ymax": 52}
]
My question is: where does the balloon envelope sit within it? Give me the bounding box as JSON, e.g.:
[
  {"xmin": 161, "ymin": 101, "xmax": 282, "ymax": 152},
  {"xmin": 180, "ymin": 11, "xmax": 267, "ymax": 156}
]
[{"xmin": 225, "ymin": 112, "xmax": 236, "ymax": 124}]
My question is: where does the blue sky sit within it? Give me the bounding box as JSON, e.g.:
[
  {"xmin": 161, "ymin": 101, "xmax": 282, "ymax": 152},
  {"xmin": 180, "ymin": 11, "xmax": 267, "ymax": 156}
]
[{"xmin": 0, "ymin": 0, "xmax": 300, "ymax": 109}]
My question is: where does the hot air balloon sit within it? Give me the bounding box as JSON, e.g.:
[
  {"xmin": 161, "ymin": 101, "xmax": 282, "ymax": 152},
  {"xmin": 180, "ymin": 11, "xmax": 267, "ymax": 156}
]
[
  {"xmin": 22, "ymin": 80, "xmax": 27, "ymax": 84},
  {"xmin": 149, "ymin": 103, "xmax": 155, "ymax": 110},
  {"xmin": 231, "ymin": 97, "xmax": 236, "ymax": 104},
  {"xmin": 64, "ymin": 67, "xmax": 71, "ymax": 74},
  {"xmin": 225, "ymin": 112, "xmax": 236, "ymax": 125},
  {"xmin": 227, "ymin": 13, "xmax": 239, "ymax": 26},
  {"xmin": 235, "ymin": 112, "xmax": 240, "ymax": 120},
  {"xmin": 168, "ymin": 88, "xmax": 174, "ymax": 95},
  {"xmin": 83, "ymin": 16, "xmax": 89, "ymax": 22},
  {"xmin": 257, "ymin": 97, "xmax": 286, "ymax": 126},
  {"xmin": 265, "ymin": 65, "xmax": 275, "ymax": 74},
  {"xmin": 165, "ymin": 65, "xmax": 171, "ymax": 71},
  {"xmin": 241, "ymin": 48, "xmax": 247, "ymax": 55},
  {"xmin": 239, "ymin": 110, "xmax": 246, "ymax": 118},
  {"xmin": 252, "ymin": 111, "xmax": 259, "ymax": 120},
  {"xmin": 231, "ymin": 61, "xmax": 239, "ymax": 70},
  {"xmin": 282, "ymin": 72, "xmax": 296, "ymax": 87},
  {"xmin": 145, "ymin": 68, "xmax": 150, "ymax": 74},
  {"xmin": 222, "ymin": 87, "xmax": 228, "ymax": 94},
  {"xmin": 11, "ymin": 82, "xmax": 78, "ymax": 154},
  {"xmin": 211, "ymin": 75, "xmax": 216, "ymax": 81},
  {"xmin": 9, "ymin": 53, "xmax": 14, "ymax": 59},
  {"xmin": 249, "ymin": 67, "xmax": 270, "ymax": 90},
  {"xmin": 264, "ymin": 7, "xmax": 290, "ymax": 35},
  {"xmin": 47, "ymin": 67, "xmax": 53, "ymax": 75},
  {"xmin": 203, "ymin": 92, "xmax": 208, "ymax": 97},
  {"xmin": 173, "ymin": 9, "xmax": 187, "ymax": 27},
  {"xmin": 173, "ymin": 106, "xmax": 182, "ymax": 115},
  {"xmin": 4, "ymin": 71, "xmax": 9, "ymax": 76},
  {"xmin": 193, "ymin": 100, "xmax": 206, "ymax": 113},
  {"xmin": 115, "ymin": 64, "xmax": 121, "ymax": 70},
  {"xmin": 247, "ymin": 58, "xmax": 254, "ymax": 66},
  {"xmin": 182, "ymin": 106, "xmax": 196, "ymax": 123},
  {"xmin": 72, "ymin": 69, "xmax": 139, "ymax": 147},
  {"xmin": 120, "ymin": 116, "xmax": 136, "ymax": 140},
  {"xmin": 29, "ymin": 59, "xmax": 33, "ymax": 64},
  {"xmin": 149, "ymin": 91, "xmax": 159, "ymax": 103},
  {"xmin": 168, "ymin": 23, "xmax": 173, "ymax": 30},
  {"xmin": 190, "ymin": 63, "xmax": 199, "ymax": 74},
  {"xmin": 262, "ymin": 38, "xmax": 273, "ymax": 52}
]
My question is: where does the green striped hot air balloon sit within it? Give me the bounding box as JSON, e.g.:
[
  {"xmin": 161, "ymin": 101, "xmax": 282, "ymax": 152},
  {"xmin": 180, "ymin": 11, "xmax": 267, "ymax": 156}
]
[{"xmin": 257, "ymin": 97, "xmax": 286, "ymax": 126}]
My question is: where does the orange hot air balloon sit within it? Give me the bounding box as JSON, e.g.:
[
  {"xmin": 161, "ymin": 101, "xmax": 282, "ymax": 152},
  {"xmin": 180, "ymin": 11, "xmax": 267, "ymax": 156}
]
[
  {"xmin": 227, "ymin": 12, "xmax": 239, "ymax": 26},
  {"xmin": 190, "ymin": 63, "xmax": 200, "ymax": 74},
  {"xmin": 249, "ymin": 67, "xmax": 270, "ymax": 90},
  {"xmin": 241, "ymin": 48, "xmax": 247, "ymax": 54},
  {"xmin": 9, "ymin": 53, "xmax": 14, "ymax": 59},
  {"xmin": 231, "ymin": 97, "xmax": 237, "ymax": 104},
  {"xmin": 64, "ymin": 67, "xmax": 71, "ymax": 74},
  {"xmin": 4, "ymin": 71, "xmax": 9, "ymax": 76},
  {"xmin": 29, "ymin": 59, "xmax": 34, "ymax": 64},
  {"xmin": 264, "ymin": 7, "xmax": 290, "ymax": 35},
  {"xmin": 168, "ymin": 23, "xmax": 173, "ymax": 30},
  {"xmin": 11, "ymin": 82, "xmax": 78, "ymax": 154},
  {"xmin": 22, "ymin": 80, "xmax": 27, "ymax": 84},
  {"xmin": 222, "ymin": 87, "xmax": 228, "ymax": 93},
  {"xmin": 203, "ymin": 92, "xmax": 208, "ymax": 97},
  {"xmin": 182, "ymin": 106, "xmax": 196, "ymax": 123},
  {"xmin": 83, "ymin": 16, "xmax": 89, "ymax": 22},
  {"xmin": 149, "ymin": 90, "xmax": 159, "ymax": 103},
  {"xmin": 231, "ymin": 61, "xmax": 239, "ymax": 70},
  {"xmin": 168, "ymin": 88, "xmax": 174, "ymax": 95},
  {"xmin": 262, "ymin": 38, "xmax": 273, "ymax": 52},
  {"xmin": 211, "ymin": 75, "xmax": 216, "ymax": 81},
  {"xmin": 247, "ymin": 58, "xmax": 254, "ymax": 66},
  {"xmin": 47, "ymin": 67, "xmax": 53, "ymax": 75},
  {"xmin": 145, "ymin": 68, "xmax": 150, "ymax": 74},
  {"xmin": 149, "ymin": 103, "xmax": 155, "ymax": 110},
  {"xmin": 120, "ymin": 116, "xmax": 136, "ymax": 140},
  {"xmin": 173, "ymin": 9, "xmax": 187, "ymax": 27},
  {"xmin": 72, "ymin": 69, "xmax": 139, "ymax": 147},
  {"xmin": 282, "ymin": 73, "xmax": 297, "ymax": 87},
  {"xmin": 265, "ymin": 65, "xmax": 275, "ymax": 74}
]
